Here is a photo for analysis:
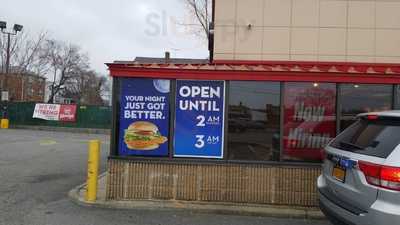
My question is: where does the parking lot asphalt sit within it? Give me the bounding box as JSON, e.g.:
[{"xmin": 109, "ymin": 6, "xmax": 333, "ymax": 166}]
[{"xmin": 0, "ymin": 129, "xmax": 331, "ymax": 225}]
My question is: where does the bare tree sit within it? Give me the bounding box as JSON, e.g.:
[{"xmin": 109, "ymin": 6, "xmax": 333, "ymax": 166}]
[
  {"xmin": 97, "ymin": 74, "xmax": 111, "ymax": 102},
  {"xmin": 0, "ymin": 31, "xmax": 109, "ymax": 105},
  {"xmin": 87, "ymin": 73, "xmax": 109, "ymax": 106},
  {"xmin": 63, "ymin": 70, "xmax": 109, "ymax": 105},
  {"xmin": 0, "ymin": 31, "xmax": 48, "ymax": 76},
  {"xmin": 183, "ymin": 0, "xmax": 212, "ymax": 40},
  {"xmin": 40, "ymin": 39, "xmax": 89, "ymax": 103},
  {"xmin": 13, "ymin": 31, "xmax": 49, "ymax": 76}
]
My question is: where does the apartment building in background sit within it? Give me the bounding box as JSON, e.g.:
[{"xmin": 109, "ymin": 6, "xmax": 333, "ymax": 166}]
[{"xmin": 0, "ymin": 72, "xmax": 45, "ymax": 102}]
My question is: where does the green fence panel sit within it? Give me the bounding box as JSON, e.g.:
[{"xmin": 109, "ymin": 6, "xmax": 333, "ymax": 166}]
[
  {"xmin": 75, "ymin": 105, "xmax": 112, "ymax": 129},
  {"xmin": 8, "ymin": 102, "xmax": 111, "ymax": 129}
]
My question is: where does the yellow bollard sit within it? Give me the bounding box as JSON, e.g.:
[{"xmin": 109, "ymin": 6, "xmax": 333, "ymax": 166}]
[
  {"xmin": 0, "ymin": 119, "xmax": 9, "ymax": 129},
  {"xmin": 85, "ymin": 140, "xmax": 100, "ymax": 202}
]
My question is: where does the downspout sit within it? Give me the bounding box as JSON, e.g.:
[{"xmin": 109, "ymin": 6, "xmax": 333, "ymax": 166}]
[{"xmin": 209, "ymin": 0, "xmax": 216, "ymax": 63}]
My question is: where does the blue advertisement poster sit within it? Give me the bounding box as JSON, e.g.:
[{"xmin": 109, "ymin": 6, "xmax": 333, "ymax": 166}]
[
  {"xmin": 118, "ymin": 78, "xmax": 170, "ymax": 156},
  {"xmin": 174, "ymin": 80, "xmax": 225, "ymax": 158}
]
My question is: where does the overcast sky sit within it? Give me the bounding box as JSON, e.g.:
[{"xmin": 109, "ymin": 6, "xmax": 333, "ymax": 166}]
[{"xmin": 0, "ymin": 0, "xmax": 208, "ymax": 77}]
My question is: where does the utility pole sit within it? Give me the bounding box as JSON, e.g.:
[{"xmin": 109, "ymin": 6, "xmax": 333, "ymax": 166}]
[{"xmin": 0, "ymin": 21, "xmax": 23, "ymax": 119}]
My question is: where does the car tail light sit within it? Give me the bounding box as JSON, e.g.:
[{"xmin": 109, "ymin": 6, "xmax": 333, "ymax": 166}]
[
  {"xmin": 366, "ymin": 115, "xmax": 379, "ymax": 120},
  {"xmin": 358, "ymin": 161, "xmax": 381, "ymax": 186},
  {"xmin": 380, "ymin": 166, "xmax": 400, "ymax": 190},
  {"xmin": 358, "ymin": 161, "xmax": 400, "ymax": 191}
]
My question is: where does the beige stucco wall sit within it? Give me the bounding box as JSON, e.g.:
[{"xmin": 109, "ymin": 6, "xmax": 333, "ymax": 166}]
[{"xmin": 214, "ymin": 0, "xmax": 400, "ymax": 63}]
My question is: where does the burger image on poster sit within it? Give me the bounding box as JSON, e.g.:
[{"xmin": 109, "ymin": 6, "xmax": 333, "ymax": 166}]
[
  {"xmin": 124, "ymin": 121, "xmax": 168, "ymax": 150},
  {"xmin": 153, "ymin": 79, "xmax": 170, "ymax": 93}
]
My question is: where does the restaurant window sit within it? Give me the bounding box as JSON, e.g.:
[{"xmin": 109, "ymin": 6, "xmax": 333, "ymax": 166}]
[
  {"xmin": 228, "ymin": 81, "xmax": 280, "ymax": 161},
  {"xmin": 283, "ymin": 82, "xmax": 336, "ymax": 163},
  {"xmin": 339, "ymin": 84, "xmax": 393, "ymax": 131},
  {"xmin": 395, "ymin": 85, "xmax": 400, "ymax": 109}
]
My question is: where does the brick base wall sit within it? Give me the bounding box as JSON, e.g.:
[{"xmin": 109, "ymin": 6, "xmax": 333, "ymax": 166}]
[{"xmin": 106, "ymin": 159, "xmax": 321, "ymax": 207}]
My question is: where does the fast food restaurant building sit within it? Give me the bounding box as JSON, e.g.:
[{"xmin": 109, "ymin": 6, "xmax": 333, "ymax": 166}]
[{"xmin": 105, "ymin": 0, "xmax": 400, "ymax": 207}]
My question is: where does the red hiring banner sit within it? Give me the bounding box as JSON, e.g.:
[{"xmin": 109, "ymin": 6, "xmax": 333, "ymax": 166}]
[
  {"xmin": 283, "ymin": 83, "xmax": 336, "ymax": 162},
  {"xmin": 59, "ymin": 104, "xmax": 77, "ymax": 122}
]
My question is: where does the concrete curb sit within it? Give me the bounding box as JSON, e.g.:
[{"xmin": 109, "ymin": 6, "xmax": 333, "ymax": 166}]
[
  {"xmin": 68, "ymin": 175, "xmax": 325, "ymax": 220},
  {"xmin": 11, "ymin": 125, "xmax": 110, "ymax": 134}
]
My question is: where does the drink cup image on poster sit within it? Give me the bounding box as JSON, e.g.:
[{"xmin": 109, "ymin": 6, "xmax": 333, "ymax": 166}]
[
  {"xmin": 174, "ymin": 80, "xmax": 225, "ymax": 158},
  {"xmin": 118, "ymin": 78, "xmax": 170, "ymax": 156}
]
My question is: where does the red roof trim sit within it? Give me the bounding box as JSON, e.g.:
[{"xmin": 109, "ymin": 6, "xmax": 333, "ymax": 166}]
[
  {"xmin": 106, "ymin": 61, "xmax": 400, "ymax": 84},
  {"xmin": 108, "ymin": 66, "xmax": 400, "ymax": 84}
]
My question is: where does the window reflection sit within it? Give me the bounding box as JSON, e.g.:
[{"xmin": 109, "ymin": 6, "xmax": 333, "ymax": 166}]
[
  {"xmin": 395, "ymin": 85, "xmax": 400, "ymax": 110},
  {"xmin": 283, "ymin": 82, "xmax": 336, "ymax": 163},
  {"xmin": 228, "ymin": 81, "xmax": 280, "ymax": 161},
  {"xmin": 340, "ymin": 84, "xmax": 393, "ymax": 131}
]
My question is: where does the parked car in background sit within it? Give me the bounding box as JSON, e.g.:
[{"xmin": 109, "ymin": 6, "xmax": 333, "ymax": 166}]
[{"xmin": 318, "ymin": 111, "xmax": 400, "ymax": 225}]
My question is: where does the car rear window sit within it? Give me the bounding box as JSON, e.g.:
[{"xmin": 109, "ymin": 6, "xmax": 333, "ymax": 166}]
[{"xmin": 330, "ymin": 116, "xmax": 400, "ymax": 158}]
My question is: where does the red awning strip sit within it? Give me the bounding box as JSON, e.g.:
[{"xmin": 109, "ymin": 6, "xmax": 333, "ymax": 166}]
[{"xmin": 106, "ymin": 61, "xmax": 400, "ymax": 84}]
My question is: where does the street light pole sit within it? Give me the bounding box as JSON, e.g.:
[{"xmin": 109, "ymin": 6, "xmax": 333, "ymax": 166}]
[
  {"xmin": 4, "ymin": 33, "xmax": 10, "ymax": 97},
  {"xmin": 5, "ymin": 32, "xmax": 10, "ymax": 74},
  {"xmin": 0, "ymin": 21, "xmax": 23, "ymax": 119}
]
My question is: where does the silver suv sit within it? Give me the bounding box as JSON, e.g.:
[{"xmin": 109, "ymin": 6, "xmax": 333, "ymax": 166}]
[{"xmin": 318, "ymin": 111, "xmax": 400, "ymax": 225}]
